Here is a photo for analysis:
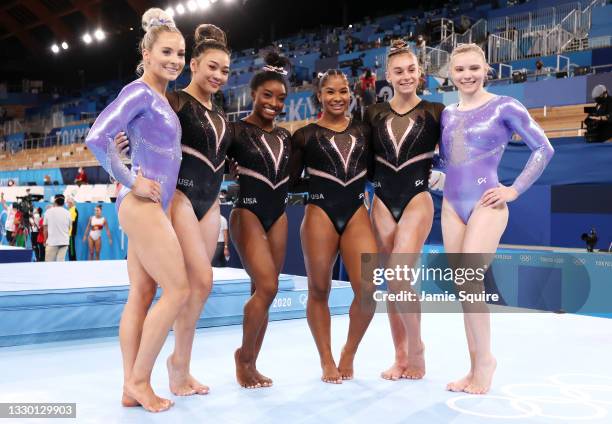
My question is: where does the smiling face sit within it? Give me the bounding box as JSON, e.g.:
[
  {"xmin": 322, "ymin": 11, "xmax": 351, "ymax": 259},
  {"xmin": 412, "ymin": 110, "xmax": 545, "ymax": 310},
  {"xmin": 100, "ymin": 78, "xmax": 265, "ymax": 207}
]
[
  {"xmin": 450, "ymin": 50, "xmax": 488, "ymax": 96},
  {"xmin": 95, "ymin": 206, "xmax": 102, "ymax": 218},
  {"xmin": 142, "ymin": 31, "xmax": 186, "ymax": 82},
  {"xmin": 191, "ymin": 49, "xmax": 230, "ymax": 95},
  {"xmin": 387, "ymin": 52, "xmax": 421, "ymax": 97},
  {"xmin": 318, "ymin": 74, "xmax": 350, "ymax": 118},
  {"xmin": 252, "ymin": 80, "xmax": 287, "ymax": 122}
]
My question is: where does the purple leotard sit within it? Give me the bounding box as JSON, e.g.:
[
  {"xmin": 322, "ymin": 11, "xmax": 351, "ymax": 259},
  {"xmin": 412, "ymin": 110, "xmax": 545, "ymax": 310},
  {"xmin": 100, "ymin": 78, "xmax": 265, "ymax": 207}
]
[
  {"xmin": 86, "ymin": 80, "xmax": 182, "ymax": 211},
  {"xmin": 440, "ymin": 95, "xmax": 554, "ymax": 224}
]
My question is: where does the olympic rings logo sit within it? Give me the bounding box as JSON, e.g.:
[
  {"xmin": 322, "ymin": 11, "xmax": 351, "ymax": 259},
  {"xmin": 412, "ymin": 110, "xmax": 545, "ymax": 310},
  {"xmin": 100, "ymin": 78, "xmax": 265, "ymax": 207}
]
[{"xmin": 446, "ymin": 374, "xmax": 612, "ymax": 420}]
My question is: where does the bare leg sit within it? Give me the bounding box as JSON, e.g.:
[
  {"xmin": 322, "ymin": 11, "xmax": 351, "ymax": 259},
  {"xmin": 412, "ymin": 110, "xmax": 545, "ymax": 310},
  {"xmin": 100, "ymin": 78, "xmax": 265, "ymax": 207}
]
[
  {"xmin": 94, "ymin": 238, "xmax": 101, "ymax": 260},
  {"xmin": 87, "ymin": 237, "xmax": 94, "ymax": 261},
  {"xmin": 167, "ymin": 192, "xmax": 217, "ymax": 396},
  {"xmin": 459, "ymin": 202, "xmax": 507, "ymax": 394},
  {"xmin": 371, "ymin": 194, "xmax": 432, "ymax": 380},
  {"xmin": 250, "ymin": 213, "xmax": 288, "ymax": 386},
  {"xmin": 301, "ymin": 205, "xmax": 342, "ymax": 384},
  {"xmin": 231, "ymin": 209, "xmax": 287, "ymax": 388},
  {"xmin": 441, "ymin": 199, "xmax": 473, "ymax": 392},
  {"xmin": 337, "ymin": 206, "xmax": 378, "ymax": 380},
  {"xmin": 120, "ymin": 244, "xmax": 157, "ymax": 408},
  {"xmin": 119, "ymin": 193, "xmax": 191, "ymax": 413}
]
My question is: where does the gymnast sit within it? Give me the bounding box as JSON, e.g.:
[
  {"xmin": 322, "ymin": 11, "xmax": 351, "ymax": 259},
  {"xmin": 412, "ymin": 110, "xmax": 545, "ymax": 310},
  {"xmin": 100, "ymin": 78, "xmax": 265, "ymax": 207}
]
[
  {"xmin": 290, "ymin": 69, "xmax": 377, "ymax": 384},
  {"xmin": 440, "ymin": 43, "xmax": 554, "ymax": 394},
  {"xmin": 365, "ymin": 39, "xmax": 444, "ymax": 381},
  {"xmin": 227, "ymin": 52, "xmax": 292, "ymax": 389},
  {"xmin": 86, "ymin": 8, "xmax": 187, "ymax": 412}
]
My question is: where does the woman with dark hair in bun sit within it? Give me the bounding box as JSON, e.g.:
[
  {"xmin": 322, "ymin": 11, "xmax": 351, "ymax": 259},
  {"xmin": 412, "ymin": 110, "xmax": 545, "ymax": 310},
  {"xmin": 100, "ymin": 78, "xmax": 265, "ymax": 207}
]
[
  {"xmin": 290, "ymin": 69, "xmax": 377, "ymax": 384},
  {"xmin": 227, "ymin": 52, "xmax": 292, "ymax": 389},
  {"xmin": 115, "ymin": 23, "xmax": 232, "ymax": 398},
  {"xmin": 88, "ymin": 8, "xmax": 186, "ymax": 412}
]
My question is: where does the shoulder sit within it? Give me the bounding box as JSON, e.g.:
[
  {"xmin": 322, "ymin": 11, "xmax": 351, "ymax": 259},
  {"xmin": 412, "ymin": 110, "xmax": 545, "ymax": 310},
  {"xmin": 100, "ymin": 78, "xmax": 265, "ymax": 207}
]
[
  {"xmin": 364, "ymin": 102, "xmax": 387, "ymax": 122},
  {"xmin": 276, "ymin": 126, "xmax": 292, "ymax": 139},
  {"xmin": 118, "ymin": 80, "xmax": 154, "ymax": 103},
  {"xmin": 421, "ymin": 100, "xmax": 446, "ymax": 117},
  {"xmin": 293, "ymin": 123, "xmax": 315, "ymax": 138}
]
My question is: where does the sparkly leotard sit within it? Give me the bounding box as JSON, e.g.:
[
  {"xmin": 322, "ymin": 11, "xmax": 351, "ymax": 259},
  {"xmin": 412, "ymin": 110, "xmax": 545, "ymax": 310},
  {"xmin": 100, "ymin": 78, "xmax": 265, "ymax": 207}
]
[
  {"xmin": 366, "ymin": 100, "xmax": 444, "ymax": 222},
  {"xmin": 169, "ymin": 90, "xmax": 233, "ymax": 220},
  {"xmin": 291, "ymin": 120, "xmax": 371, "ymax": 234},
  {"xmin": 228, "ymin": 120, "xmax": 291, "ymax": 232},
  {"xmin": 86, "ymin": 80, "xmax": 182, "ymax": 211},
  {"xmin": 440, "ymin": 95, "xmax": 554, "ymax": 224}
]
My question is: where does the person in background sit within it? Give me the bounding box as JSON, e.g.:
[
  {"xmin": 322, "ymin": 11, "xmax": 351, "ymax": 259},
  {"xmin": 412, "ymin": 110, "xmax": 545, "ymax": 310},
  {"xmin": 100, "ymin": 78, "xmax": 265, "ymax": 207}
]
[
  {"xmin": 36, "ymin": 207, "xmax": 46, "ymax": 261},
  {"xmin": 1, "ymin": 193, "xmax": 16, "ymax": 246},
  {"xmin": 30, "ymin": 207, "xmax": 41, "ymax": 260},
  {"xmin": 66, "ymin": 197, "xmax": 79, "ymax": 261},
  {"xmin": 83, "ymin": 204, "xmax": 113, "ymax": 260},
  {"xmin": 212, "ymin": 214, "xmax": 229, "ymax": 267},
  {"xmin": 585, "ymin": 84, "xmax": 612, "ymax": 143},
  {"xmin": 31, "ymin": 207, "xmax": 45, "ymax": 261},
  {"xmin": 360, "ymin": 68, "xmax": 377, "ymax": 107},
  {"xmin": 74, "ymin": 167, "xmax": 88, "ymax": 186},
  {"xmin": 44, "ymin": 195, "xmax": 71, "ymax": 262}
]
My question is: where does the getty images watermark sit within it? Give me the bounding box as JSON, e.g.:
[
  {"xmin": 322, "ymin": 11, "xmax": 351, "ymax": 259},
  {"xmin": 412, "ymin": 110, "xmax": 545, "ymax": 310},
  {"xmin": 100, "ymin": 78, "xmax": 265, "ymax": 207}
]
[{"xmin": 359, "ymin": 251, "xmax": 600, "ymax": 314}]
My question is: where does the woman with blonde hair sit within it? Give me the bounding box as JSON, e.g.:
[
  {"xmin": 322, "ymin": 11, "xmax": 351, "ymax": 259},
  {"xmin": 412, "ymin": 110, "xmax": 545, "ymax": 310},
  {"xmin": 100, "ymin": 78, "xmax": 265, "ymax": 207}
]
[
  {"xmin": 440, "ymin": 43, "xmax": 554, "ymax": 394},
  {"xmin": 86, "ymin": 7, "xmax": 187, "ymax": 412}
]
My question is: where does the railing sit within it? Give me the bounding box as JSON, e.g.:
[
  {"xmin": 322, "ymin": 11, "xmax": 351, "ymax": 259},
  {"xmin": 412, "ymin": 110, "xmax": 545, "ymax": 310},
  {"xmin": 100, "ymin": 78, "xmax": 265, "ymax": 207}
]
[
  {"xmin": 455, "ymin": 19, "xmax": 488, "ymax": 45},
  {"xmin": 424, "ymin": 46, "xmax": 450, "ymax": 77},
  {"xmin": 488, "ymin": 33, "xmax": 517, "ymax": 63},
  {"xmin": 543, "ymin": 27, "xmax": 576, "ymax": 57},
  {"xmin": 589, "ymin": 35, "xmax": 612, "ymax": 49},
  {"xmin": 488, "ymin": 2, "xmax": 581, "ymax": 34}
]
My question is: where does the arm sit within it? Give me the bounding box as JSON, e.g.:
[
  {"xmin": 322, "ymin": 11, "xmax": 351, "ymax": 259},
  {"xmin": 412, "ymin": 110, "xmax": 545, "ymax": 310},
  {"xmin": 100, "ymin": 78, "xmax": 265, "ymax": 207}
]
[
  {"xmin": 104, "ymin": 218, "xmax": 112, "ymax": 244},
  {"xmin": 82, "ymin": 217, "xmax": 91, "ymax": 242},
  {"xmin": 504, "ymin": 98, "xmax": 554, "ymax": 195},
  {"xmin": 85, "ymin": 82, "xmax": 153, "ymax": 189},
  {"xmin": 223, "ymin": 229, "xmax": 229, "ymax": 257},
  {"xmin": 361, "ymin": 111, "xmax": 376, "ymax": 182},
  {"xmin": 288, "ymin": 128, "xmax": 308, "ymax": 192},
  {"xmin": 480, "ymin": 98, "xmax": 554, "ymax": 207}
]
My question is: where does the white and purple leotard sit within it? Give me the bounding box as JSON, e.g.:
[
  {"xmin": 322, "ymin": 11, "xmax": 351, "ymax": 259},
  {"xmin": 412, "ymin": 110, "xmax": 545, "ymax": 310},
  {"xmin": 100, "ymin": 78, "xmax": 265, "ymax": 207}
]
[{"xmin": 440, "ymin": 95, "xmax": 554, "ymax": 224}]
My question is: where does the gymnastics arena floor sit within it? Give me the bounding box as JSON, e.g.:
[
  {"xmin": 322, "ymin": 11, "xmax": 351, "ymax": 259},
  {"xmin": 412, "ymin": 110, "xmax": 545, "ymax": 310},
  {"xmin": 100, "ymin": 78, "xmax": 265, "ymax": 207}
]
[
  {"xmin": 1, "ymin": 309, "xmax": 611, "ymax": 423},
  {"xmin": 1, "ymin": 254, "xmax": 611, "ymax": 423}
]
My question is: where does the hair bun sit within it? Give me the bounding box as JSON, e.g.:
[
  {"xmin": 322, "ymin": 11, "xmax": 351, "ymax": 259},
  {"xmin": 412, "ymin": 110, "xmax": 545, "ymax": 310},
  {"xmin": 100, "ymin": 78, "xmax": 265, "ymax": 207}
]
[
  {"xmin": 264, "ymin": 51, "xmax": 289, "ymax": 69},
  {"xmin": 390, "ymin": 39, "xmax": 408, "ymax": 50},
  {"xmin": 141, "ymin": 8, "xmax": 175, "ymax": 32},
  {"xmin": 194, "ymin": 24, "xmax": 227, "ymax": 47}
]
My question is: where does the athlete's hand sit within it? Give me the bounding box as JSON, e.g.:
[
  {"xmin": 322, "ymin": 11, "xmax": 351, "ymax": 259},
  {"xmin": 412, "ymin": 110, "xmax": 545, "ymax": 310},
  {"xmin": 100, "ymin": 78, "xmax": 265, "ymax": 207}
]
[
  {"xmin": 229, "ymin": 158, "xmax": 239, "ymax": 180},
  {"xmin": 479, "ymin": 185, "xmax": 518, "ymax": 207},
  {"xmin": 132, "ymin": 169, "xmax": 161, "ymax": 203},
  {"xmin": 109, "ymin": 238, "xmax": 113, "ymax": 246},
  {"xmin": 114, "ymin": 132, "xmax": 130, "ymax": 158},
  {"xmin": 82, "ymin": 236, "xmax": 86, "ymax": 242}
]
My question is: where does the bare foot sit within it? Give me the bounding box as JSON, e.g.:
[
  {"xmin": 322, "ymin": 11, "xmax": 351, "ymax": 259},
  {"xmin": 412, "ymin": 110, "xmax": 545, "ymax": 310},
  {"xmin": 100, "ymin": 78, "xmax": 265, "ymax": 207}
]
[
  {"xmin": 123, "ymin": 380, "xmax": 173, "ymax": 413},
  {"xmin": 235, "ymin": 348, "xmax": 263, "ymax": 389},
  {"xmin": 121, "ymin": 392, "xmax": 139, "ymax": 407},
  {"xmin": 338, "ymin": 347, "xmax": 355, "ymax": 380},
  {"xmin": 381, "ymin": 361, "xmax": 407, "ymax": 381},
  {"xmin": 166, "ymin": 355, "xmax": 209, "ymax": 396},
  {"xmin": 254, "ymin": 369, "xmax": 273, "ymax": 387},
  {"xmin": 401, "ymin": 345, "xmax": 426, "ymax": 380},
  {"xmin": 446, "ymin": 372, "xmax": 473, "ymax": 392},
  {"xmin": 321, "ymin": 361, "xmax": 342, "ymax": 384},
  {"xmin": 464, "ymin": 355, "xmax": 497, "ymax": 395}
]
